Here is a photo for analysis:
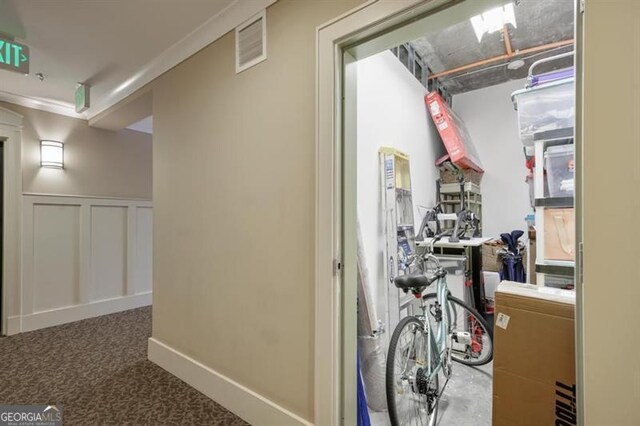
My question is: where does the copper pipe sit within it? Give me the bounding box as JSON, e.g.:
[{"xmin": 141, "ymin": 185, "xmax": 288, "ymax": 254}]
[
  {"xmin": 502, "ymin": 25, "xmax": 513, "ymax": 56},
  {"xmin": 428, "ymin": 38, "xmax": 574, "ymax": 80}
]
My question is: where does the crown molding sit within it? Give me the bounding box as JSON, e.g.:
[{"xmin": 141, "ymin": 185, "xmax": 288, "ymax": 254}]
[
  {"xmin": 0, "ymin": 90, "xmax": 84, "ymax": 119},
  {"xmin": 86, "ymin": 0, "xmax": 277, "ymax": 120}
]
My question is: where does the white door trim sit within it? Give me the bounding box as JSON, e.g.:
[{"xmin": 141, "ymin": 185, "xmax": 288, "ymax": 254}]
[
  {"xmin": 315, "ymin": 1, "xmax": 436, "ymax": 423},
  {"xmin": 0, "ymin": 106, "xmax": 23, "ymax": 336},
  {"xmin": 315, "ymin": 0, "xmax": 547, "ymax": 423}
]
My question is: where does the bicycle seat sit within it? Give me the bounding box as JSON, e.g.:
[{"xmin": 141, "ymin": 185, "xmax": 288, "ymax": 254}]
[{"xmin": 394, "ymin": 274, "xmax": 430, "ymax": 293}]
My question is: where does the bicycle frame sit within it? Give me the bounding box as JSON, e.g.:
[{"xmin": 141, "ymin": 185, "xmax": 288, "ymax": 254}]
[
  {"xmin": 388, "ymin": 241, "xmax": 492, "ymax": 425},
  {"xmin": 419, "ymin": 271, "xmax": 451, "ymax": 386}
]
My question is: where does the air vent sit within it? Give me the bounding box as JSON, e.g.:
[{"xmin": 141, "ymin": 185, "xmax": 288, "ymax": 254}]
[{"xmin": 236, "ymin": 11, "xmax": 267, "ymax": 73}]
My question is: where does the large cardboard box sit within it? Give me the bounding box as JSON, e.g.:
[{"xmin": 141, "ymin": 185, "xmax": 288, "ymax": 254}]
[{"xmin": 493, "ymin": 282, "xmax": 576, "ymax": 426}]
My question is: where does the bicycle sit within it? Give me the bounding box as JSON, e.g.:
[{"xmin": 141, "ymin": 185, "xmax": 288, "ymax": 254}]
[{"xmin": 385, "ymin": 232, "xmax": 494, "ymax": 426}]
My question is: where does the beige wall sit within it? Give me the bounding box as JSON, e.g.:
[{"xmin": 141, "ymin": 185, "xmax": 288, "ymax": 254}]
[
  {"xmin": 582, "ymin": 0, "xmax": 640, "ymax": 424},
  {"xmin": 151, "ymin": 0, "xmax": 362, "ymax": 420},
  {"xmin": 0, "ymin": 101, "xmax": 152, "ymax": 199}
]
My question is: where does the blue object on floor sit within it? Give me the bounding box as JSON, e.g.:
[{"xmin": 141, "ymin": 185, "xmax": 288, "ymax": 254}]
[{"xmin": 357, "ymin": 351, "xmax": 371, "ymax": 426}]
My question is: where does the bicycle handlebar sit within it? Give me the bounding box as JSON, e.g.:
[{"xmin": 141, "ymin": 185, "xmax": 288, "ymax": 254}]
[
  {"xmin": 397, "ymin": 231, "xmax": 452, "ymax": 288},
  {"xmin": 427, "ymin": 230, "xmax": 452, "ymax": 255}
]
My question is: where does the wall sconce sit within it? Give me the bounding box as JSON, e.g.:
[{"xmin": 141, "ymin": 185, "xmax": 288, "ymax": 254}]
[{"xmin": 41, "ymin": 140, "xmax": 64, "ymax": 168}]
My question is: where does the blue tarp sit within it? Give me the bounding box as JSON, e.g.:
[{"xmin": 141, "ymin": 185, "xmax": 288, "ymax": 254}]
[{"xmin": 357, "ymin": 351, "xmax": 371, "ymax": 426}]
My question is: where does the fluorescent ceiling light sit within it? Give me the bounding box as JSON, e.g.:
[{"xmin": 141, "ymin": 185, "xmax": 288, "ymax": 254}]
[{"xmin": 470, "ymin": 3, "xmax": 517, "ymax": 42}]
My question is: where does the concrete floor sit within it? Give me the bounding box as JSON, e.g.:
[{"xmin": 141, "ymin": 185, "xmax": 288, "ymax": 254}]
[{"xmin": 368, "ymin": 362, "xmax": 493, "ymax": 426}]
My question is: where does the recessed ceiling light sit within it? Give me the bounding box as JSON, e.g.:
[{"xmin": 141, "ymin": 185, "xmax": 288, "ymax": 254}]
[{"xmin": 507, "ymin": 59, "xmax": 525, "ymax": 70}]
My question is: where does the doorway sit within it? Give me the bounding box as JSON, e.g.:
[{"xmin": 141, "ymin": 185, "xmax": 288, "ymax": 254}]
[{"xmin": 315, "ymin": 0, "xmax": 581, "ymax": 424}]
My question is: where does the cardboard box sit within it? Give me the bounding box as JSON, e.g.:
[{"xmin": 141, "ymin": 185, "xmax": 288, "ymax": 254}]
[
  {"xmin": 439, "ymin": 167, "xmax": 483, "ymax": 185},
  {"xmin": 493, "ymin": 282, "xmax": 576, "ymax": 426},
  {"xmin": 482, "ymin": 240, "xmax": 526, "ymax": 274},
  {"xmin": 529, "ymin": 236, "xmax": 537, "ymax": 284},
  {"xmin": 482, "ymin": 240, "xmax": 504, "ymax": 272}
]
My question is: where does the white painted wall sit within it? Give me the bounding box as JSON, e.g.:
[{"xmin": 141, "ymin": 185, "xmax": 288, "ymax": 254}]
[
  {"xmin": 357, "ymin": 50, "xmax": 443, "ymax": 334},
  {"xmin": 452, "ymin": 79, "xmax": 532, "ymax": 239}
]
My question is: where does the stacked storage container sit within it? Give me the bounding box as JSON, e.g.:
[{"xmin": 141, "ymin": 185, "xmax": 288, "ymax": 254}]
[{"xmin": 512, "ymin": 64, "xmax": 575, "ymax": 288}]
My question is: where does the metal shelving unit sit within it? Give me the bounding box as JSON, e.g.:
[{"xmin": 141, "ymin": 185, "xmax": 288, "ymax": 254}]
[
  {"xmin": 534, "ymin": 197, "xmax": 573, "ymax": 208},
  {"xmin": 439, "ymin": 182, "xmax": 482, "ymax": 235}
]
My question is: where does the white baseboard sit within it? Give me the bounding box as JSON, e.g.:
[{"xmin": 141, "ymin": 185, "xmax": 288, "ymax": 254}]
[
  {"xmin": 19, "ymin": 292, "xmax": 152, "ymax": 333},
  {"xmin": 148, "ymin": 338, "xmax": 312, "ymax": 426},
  {"xmin": 7, "ymin": 316, "xmax": 21, "ymax": 336}
]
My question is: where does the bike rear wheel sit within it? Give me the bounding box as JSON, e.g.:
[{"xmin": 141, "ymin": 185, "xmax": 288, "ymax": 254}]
[
  {"xmin": 422, "ymin": 293, "xmax": 493, "ymax": 366},
  {"xmin": 386, "ymin": 316, "xmax": 440, "ymax": 426}
]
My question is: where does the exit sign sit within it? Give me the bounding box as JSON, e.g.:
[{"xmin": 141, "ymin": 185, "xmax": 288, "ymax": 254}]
[
  {"xmin": 75, "ymin": 83, "xmax": 90, "ymax": 113},
  {"xmin": 0, "ymin": 35, "xmax": 29, "ymax": 74}
]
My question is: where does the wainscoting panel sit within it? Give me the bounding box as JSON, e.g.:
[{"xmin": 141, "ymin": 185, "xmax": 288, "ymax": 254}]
[
  {"xmin": 32, "ymin": 204, "xmax": 81, "ymax": 312},
  {"xmin": 134, "ymin": 207, "xmax": 153, "ymax": 295},
  {"xmin": 90, "ymin": 206, "xmax": 128, "ymax": 302},
  {"xmin": 20, "ymin": 195, "xmax": 153, "ymax": 333}
]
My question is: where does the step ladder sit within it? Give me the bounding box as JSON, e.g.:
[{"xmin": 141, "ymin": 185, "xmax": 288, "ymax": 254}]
[{"xmin": 379, "ymin": 148, "xmax": 418, "ymax": 332}]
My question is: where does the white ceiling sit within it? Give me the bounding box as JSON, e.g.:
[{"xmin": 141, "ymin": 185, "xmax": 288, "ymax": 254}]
[{"xmin": 0, "ymin": 0, "xmax": 238, "ymax": 119}]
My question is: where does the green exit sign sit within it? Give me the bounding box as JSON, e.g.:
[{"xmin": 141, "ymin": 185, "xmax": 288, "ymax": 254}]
[
  {"xmin": 75, "ymin": 83, "xmax": 90, "ymax": 113},
  {"xmin": 0, "ymin": 35, "xmax": 29, "ymax": 74}
]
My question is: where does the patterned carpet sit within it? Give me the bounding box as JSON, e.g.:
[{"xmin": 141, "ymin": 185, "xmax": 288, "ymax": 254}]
[{"xmin": 0, "ymin": 307, "xmax": 248, "ymax": 425}]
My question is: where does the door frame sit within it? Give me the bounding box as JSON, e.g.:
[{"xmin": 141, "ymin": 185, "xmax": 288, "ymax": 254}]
[
  {"xmin": 315, "ymin": 0, "xmax": 584, "ymax": 424},
  {"xmin": 0, "ymin": 106, "xmax": 23, "ymax": 336}
]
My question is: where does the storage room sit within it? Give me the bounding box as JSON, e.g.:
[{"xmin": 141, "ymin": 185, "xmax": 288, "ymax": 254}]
[{"xmin": 354, "ymin": 1, "xmax": 577, "ymax": 425}]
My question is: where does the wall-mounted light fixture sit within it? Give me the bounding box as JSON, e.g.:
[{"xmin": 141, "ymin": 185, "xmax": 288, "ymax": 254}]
[{"xmin": 40, "ymin": 140, "xmax": 64, "ymax": 168}]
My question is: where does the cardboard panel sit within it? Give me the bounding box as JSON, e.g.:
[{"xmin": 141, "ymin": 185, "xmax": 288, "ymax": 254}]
[{"xmin": 493, "ymin": 284, "xmax": 576, "ymax": 425}]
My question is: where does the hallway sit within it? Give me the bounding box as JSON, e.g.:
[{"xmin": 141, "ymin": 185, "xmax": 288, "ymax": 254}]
[{"xmin": 0, "ymin": 308, "xmax": 246, "ymax": 425}]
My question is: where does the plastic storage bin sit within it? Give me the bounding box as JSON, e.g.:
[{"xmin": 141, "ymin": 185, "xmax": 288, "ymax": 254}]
[
  {"xmin": 544, "ymin": 144, "xmax": 574, "ymax": 197},
  {"xmin": 512, "ymin": 78, "xmax": 574, "ymax": 145}
]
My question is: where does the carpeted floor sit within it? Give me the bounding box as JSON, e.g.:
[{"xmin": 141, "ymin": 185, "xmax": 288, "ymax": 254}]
[{"xmin": 0, "ymin": 307, "xmax": 248, "ymax": 425}]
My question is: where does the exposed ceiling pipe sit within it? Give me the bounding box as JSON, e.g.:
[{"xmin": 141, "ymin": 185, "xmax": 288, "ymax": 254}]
[
  {"xmin": 502, "ymin": 25, "xmax": 513, "ymax": 56},
  {"xmin": 428, "ymin": 38, "xmax": 574, "ymax": 80},
  {"xmin": 448, "ymin": 45, "xmax": 568, "ymax": 80}
]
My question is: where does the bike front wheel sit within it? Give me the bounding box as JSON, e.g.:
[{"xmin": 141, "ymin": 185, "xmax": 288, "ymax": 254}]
[
  {"xmin": 423, "ymin": 293, "xmax": 493, "ymax": 366},
  {"xmin": 386, "ymin": 316, "xmax": 440, "ymax": 426}
]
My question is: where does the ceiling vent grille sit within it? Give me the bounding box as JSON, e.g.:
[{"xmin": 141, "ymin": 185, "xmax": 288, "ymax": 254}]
[{"xmin": 236, "ymin": 11, "xmax": 267, "ymax": 74}]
